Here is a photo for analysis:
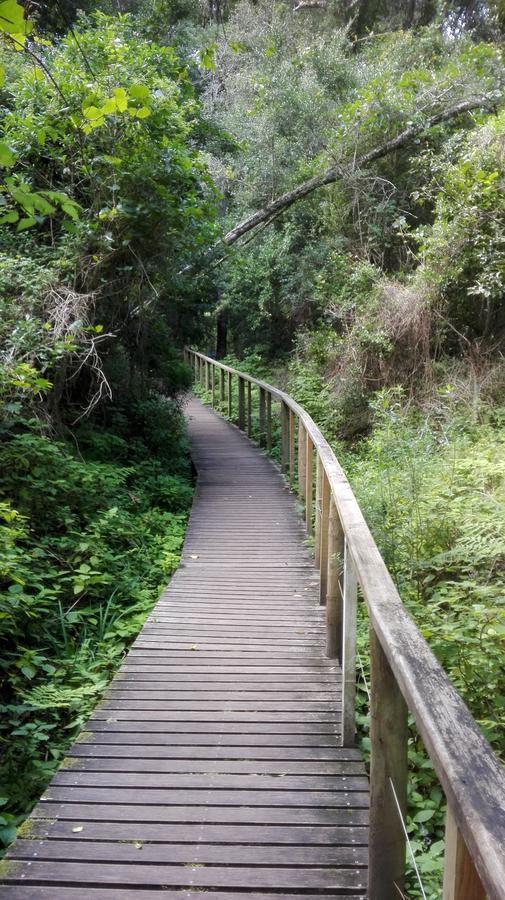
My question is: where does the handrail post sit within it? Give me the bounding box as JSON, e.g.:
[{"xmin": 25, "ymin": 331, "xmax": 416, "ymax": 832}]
[
  {"xmin": 298, "ymin": 421, "xmax": 306, "ymax": 501},
  {"xmin": 443, "ymin": 809, "xmax": 485, "ymax": 900},
  {"xmin": 247, "ymin": 381, "xmax": 252, "ymax": 437},
  {"xmin": 211, "ymin": 364, "xmax": 216, "ymax": 407},
  {"xmin": 326, "ymin": 496, "xmax": 344, "ymax": 658},
  {"xmin": 314, "ymin": 458, "xmax": 323, "ymax": 563},
  {"xmin": 305, "ymin": 436, "xmax": 313, "ymax": 534},
  {"xmin": 341, "ymin": 540, "xmax": 358, "ymax": 746},
  {"xmin": 368, "ymin": 625, "xmax": 408, "ymax": 900},
  {"xmin": 220, "ymin": 369, "xmax": 225, "ymax": 406},
  {"xmin": 259, "ymin": 388, "xmax": 266, "ymax": 448},
  {"xmin": 281, "ymin": 401, "xmax": 290, "ymax": 475},
  {"xmin": 227, "ymin": 372, "xmax": 232, "ymax": 419},
  {"xmin": 289, "ymin": 410, "xmax": 296, "ymax": 484},
  {"xmin": 319, "ymin": 473, "xmax": 330, "ymax": 605},
  {"xmin": 238, "ymin": 377, "xmax": 245, "ymax": 429},
  {"xmin": 266, "ymin": 393, "xmax": 272, "ymax": 452},
  {"xmin": 205, "ymin": 360, "xmax": 210, "ymax": 392}
]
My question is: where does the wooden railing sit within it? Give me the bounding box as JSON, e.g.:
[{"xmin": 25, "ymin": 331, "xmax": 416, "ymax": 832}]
[{"xmin": 184, "ymin": 348, "xmax": 505, "ymax": 900}]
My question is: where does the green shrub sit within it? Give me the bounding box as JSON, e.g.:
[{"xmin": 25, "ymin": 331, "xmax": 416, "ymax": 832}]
[{"xmin": 0, "ymin": 406, "xmax": 193, "ymax": 851}]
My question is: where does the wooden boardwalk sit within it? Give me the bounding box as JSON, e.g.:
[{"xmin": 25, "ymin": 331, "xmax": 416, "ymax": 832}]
[{"xmin": 1, "ymin": 398, "xmax": 369, "ymax": 899}]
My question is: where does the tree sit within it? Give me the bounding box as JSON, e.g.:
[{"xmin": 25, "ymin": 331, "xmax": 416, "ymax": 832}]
[{"xmin": 221, "ymin": 97, "xmax": 496, "ymax": 248}]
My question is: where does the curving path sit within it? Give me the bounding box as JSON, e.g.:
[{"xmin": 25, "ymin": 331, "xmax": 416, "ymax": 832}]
[{"xmin": 1, "ymin": 398, "xmax": 369, "ymax": 899}]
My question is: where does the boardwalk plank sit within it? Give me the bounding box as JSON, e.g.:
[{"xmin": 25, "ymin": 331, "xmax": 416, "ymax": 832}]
[
  {"xmin": 3, "ymin": 890, "xmax": 366, "ymax": 899},
  {"xmin": 10, "ymin": 839, "xmax": 368, "ymax": 866},
  {"xmin": 2, "ymin": 398, "xmax": 368, "ymax": 897}
]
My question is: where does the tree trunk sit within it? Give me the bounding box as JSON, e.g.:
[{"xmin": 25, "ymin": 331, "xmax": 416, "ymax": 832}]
[
  {"xmin": 403, "ymin": 0, "xmax": 416, "ymax": 29},
  {"xmin": 216, "ymin": 307, "xmax": 228, "ymax": 359}
]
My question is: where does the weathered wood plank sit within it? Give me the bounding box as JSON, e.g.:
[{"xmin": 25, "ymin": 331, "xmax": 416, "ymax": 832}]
[
  {"xmin": 3, "ymin": 890, "xmax": 367, "ymax": 900},
  {"xmin": 2, "ymin": 397, "xmax": 368, "ymax": 898},
  {"xmin": 11, "ymin": 839, "xmax": 368, "ymax": 866},
  {"xmin": 65, "ymin": 758, "xmax": 365, "ymax": 775},
  {"xmin": 443, "ymin": 809, "xmax": 486, "ymax": 900},
  {"xmin": 34, "ymin": 802, "xmax": 370, "ymax": 825},
  {"xmin": 20, "ymin": 820, "xmax": 369, "ymax": 844},
  {"xmin": 52, "ymin": 772, "xmax": 369, "ymax": 791},
  {"xmin": 0, "ymin": 860, "xmax": 367, "ymax": 890},
  {"xmin": 368, "ymin": 625, "xmax": 408, "ymax": 899}
]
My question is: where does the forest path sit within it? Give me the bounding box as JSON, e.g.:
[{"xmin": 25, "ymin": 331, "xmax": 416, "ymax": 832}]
[{"xmin": 1, "ymin": 397, "xmax": 369, "ymax": 899}]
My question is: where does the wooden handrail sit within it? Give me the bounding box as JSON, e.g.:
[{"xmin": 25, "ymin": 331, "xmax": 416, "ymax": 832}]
[{"xmin": 184, "ymin": 348, "xmax": 505, "ymax": 900}]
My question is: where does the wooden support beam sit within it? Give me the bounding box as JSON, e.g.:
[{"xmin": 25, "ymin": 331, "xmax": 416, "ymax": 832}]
[
  {"xmin": 368, "ymin": 625, "xmax": 408, "ymax": 900},
  {"xmin": 227, "ymin": 372, "xmax": 232, "ymax": 419},
  {"xmin": 238, "ymin": 377, "xmax": 246, "ymax": 430},
  {"xmin": 319, "ymin": 473, "xmax": 330, "ymax": 606},
  {"xmin": 305, "ymin": 437, "xmax": 313, "ymax": 534},
  {"xmin": 211, "ymin": 365, "xmax": 216, "ymax": 407},
  {"xmin": 325, "ymin": 496, "xmax": 344, "ymax": 659},
  {"xmin": 341, "ymin": 541, "xmax": 358, "ymax": 746},
  {"xmin": 220, "ymin": 369, "xmax": 225, "ymax": 405},
  {"xmin": 259, "ymin": 388, "xmax": 266, "ymax": 448},
  {"xmin": 298, "ymin": 421, "xmax": 306, "ymax": 501},
  {"xmin": 247, "ymin": 381, "xmax": 252, "ymax": 437},
  {"xmin": 281, "ymin": 401, "xmax": 290, "ymax": 475},
  {"xmin": 443, "ymin": 809, "xmax": 485, "ymax": 900},
  {"xmin": 289, "ymin": 410, "xmax": 296, "ymax": 484},
  {"xmin": 266, "ymin": 393, "xmax": 272, "ymax": 452},
  {"xmin": 314, "ymin": 458, "xmax": 323, "ymax": 564}
]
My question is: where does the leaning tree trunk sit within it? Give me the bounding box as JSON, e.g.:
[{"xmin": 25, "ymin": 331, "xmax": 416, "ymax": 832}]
[{"xmin": 222, "ymin": 96, "xmax": 491, "ymax": 248}]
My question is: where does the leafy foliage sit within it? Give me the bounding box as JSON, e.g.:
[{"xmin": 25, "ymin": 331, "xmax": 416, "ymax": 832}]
[
  {"xmin": 0, "ymin": 10, "xmax": 220, "ymax": 424},
  {"xmin": 0, "ymin": 4, "xmax": 212, "ymax": 852},
  {"xmin": 0, "ymin": 398, "xmax": 193, "ymax": 849}
]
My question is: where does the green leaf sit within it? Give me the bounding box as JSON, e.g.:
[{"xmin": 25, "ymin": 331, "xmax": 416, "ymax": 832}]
[
  {"xmin": 0, "ymin": 210, "xmax": 19, "ymax": 224},
  {"xmin": 102, "ymin": 98, "xmax": 117, "ymax": 115},
  {"xmin": 129, "ymin": 84, "xmax": 150, "ymax": 102},
  {"xmin": 20, "ymin": 663, "xmax": 36, "ymax": 678},
  {"xmin": 61, "ymin": 203, "xmax": 79, "ymax": 221},
  {"xmin": 413, "ymin": 809, "xmax": 435, "ymax": 823},
  {"xmin": 32, "ymin": 195, "xmax": 55, "ymax": 215},
  {"xmin": 114, "ymin": 88, "xmax": 128, "ymax": 112},
  {"xmin": 198, "ymin": 44, "xmax": 217, "ymax": 72},
  {"xmin": 0, "ymin": 825, "xmax": 17, "ymax": 845},
  {"xmin": 16, "ymin": 216, "xmax": 37, "ymax": 232},
  {"xmin": 0, "ymin": 1, "xmax": 31, "ymax": 37},
  {"xmin": 0, "ymin": 141, "xmax": 14, "ymax": 168},
  {"xmin": 83, "ymin": 105, "xmax": 102, "ymax": 121},
  {"xmin": 135, "ymin": 107, "xmax": 151, "ymax": 119}
]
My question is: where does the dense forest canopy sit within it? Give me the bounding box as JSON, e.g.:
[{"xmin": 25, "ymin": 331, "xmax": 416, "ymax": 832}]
[{"xmin": 0, "ymin": 1, "xmax": 504, "ymax": 896}]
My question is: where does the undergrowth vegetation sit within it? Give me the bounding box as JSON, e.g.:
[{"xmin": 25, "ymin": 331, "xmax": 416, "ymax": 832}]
[
  {"xmin": 0, "ymin": 2, "xmax": 211, "ymax": 849},
  {"xmin": 349, "ymin": 394, "xmax": 505, "ymax": 896},
  {"xmin": 0, "ymin": 398, "xmax": 193, "ymax": 847}
]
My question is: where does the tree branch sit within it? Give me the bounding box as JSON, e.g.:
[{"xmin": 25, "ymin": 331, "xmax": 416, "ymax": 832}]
[{"xmin": 222, "ymin": 96, "xmax": 493, "ymax": 247}]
